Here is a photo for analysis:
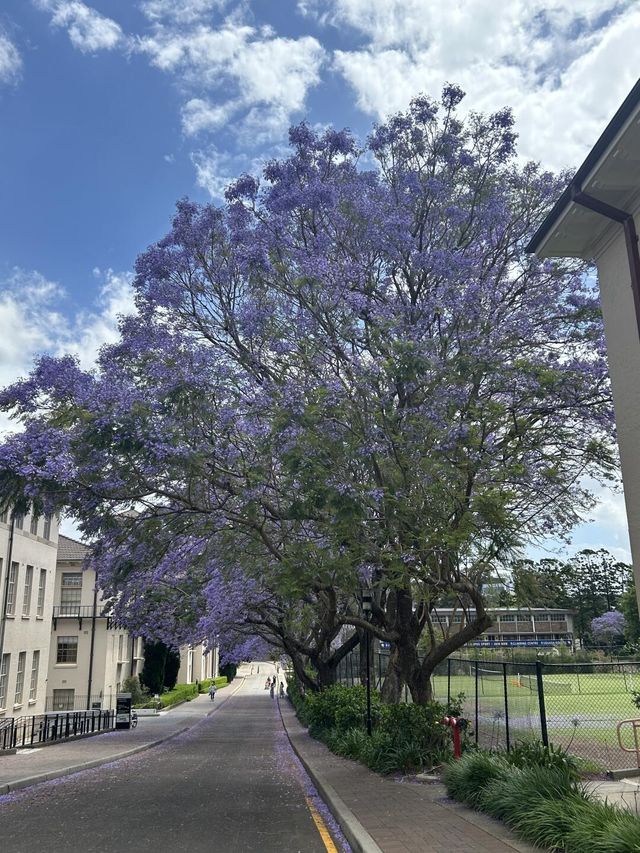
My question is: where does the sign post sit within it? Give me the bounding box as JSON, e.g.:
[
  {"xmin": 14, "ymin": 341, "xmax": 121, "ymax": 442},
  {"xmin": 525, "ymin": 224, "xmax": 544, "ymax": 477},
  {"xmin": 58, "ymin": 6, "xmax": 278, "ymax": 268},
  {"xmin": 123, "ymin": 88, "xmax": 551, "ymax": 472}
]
[{"xmin": 116, "ymin": 693, "xmax": 132, "ymax": 729}]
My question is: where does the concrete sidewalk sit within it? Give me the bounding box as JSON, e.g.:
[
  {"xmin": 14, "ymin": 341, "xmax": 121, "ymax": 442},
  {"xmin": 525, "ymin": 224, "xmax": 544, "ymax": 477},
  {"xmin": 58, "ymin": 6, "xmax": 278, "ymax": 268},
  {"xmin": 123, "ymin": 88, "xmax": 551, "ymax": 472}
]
[
  {"xmin": 0, "ymin": 679, "xmax": 243, "ymax": 795},
  {"xmin": 279, "ymin": 698, "xmax": 537, "ymax": 853}
]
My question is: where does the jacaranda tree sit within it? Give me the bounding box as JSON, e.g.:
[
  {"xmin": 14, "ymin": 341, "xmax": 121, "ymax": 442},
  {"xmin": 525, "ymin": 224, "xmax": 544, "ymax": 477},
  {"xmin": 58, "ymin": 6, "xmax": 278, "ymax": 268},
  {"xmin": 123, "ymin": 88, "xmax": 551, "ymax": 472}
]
[{"xmin": 0, "ymin": 86, "xmax": 616, "ymax": 702}]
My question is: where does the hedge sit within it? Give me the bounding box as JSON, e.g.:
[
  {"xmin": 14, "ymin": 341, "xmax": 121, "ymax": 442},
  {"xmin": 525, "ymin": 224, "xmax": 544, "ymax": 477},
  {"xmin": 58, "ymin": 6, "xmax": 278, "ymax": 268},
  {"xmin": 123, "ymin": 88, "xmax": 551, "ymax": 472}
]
[{"xmin": 289, "ymin": 682, "xmax": 462, "ymax": 774}]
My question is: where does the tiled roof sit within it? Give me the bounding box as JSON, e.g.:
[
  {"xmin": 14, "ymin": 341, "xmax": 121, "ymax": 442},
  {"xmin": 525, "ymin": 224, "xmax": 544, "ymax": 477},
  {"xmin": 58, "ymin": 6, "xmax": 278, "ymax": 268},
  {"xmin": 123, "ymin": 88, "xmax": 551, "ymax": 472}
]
[{"xmin": 57, "ymin": 534, "xmax": 90, "ymax": 563}]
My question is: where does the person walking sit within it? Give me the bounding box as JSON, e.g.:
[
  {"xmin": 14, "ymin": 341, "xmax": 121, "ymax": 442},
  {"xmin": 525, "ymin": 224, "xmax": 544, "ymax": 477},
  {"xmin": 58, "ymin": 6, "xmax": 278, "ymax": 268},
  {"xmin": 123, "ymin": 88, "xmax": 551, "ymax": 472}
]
[
  {"xmin": 279, "ymin": 682, "xmax": 285, "ymax": 698},
  {"xmin": 270, "ymin": 680, "xmax": 275, "ymax": 699},
  {"xmin": 208, "ymin": 682, "xmax": 217, "ymax": 701}
]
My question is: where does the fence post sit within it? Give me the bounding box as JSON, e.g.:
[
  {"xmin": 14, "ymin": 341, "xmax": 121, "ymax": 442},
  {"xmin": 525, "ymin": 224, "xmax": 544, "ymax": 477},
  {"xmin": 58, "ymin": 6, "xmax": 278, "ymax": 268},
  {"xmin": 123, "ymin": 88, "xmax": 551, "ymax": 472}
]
[
  {"xmin": 447, "ymin": 659, "xmax": 451, "ymax": 706},
  {"xmin": 474, "ymin": 661, "xmax": 479, "ymax": 745},
  {"xmin": 535, "ymin": 661, "xmax": 549, "ymax": 747},
  {"xmin": 502, "ymin": 662, "xmax": 510, "ymax": 752}
]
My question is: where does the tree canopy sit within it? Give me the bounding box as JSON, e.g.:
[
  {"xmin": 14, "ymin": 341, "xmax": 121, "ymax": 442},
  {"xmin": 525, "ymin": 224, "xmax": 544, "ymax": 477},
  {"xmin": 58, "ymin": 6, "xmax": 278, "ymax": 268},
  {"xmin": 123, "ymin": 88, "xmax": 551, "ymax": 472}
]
[{"xmin": 0, "ymin": 86, "xmax": 617, "ymax": 701}]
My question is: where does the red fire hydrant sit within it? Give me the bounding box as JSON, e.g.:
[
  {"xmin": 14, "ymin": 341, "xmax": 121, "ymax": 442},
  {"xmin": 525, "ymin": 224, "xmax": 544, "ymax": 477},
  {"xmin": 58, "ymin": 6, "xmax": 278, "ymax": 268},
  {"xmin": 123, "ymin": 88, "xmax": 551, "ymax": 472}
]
[{"xmin": 442, "ymin": 715, "xmax": 467, "ymax": 759}]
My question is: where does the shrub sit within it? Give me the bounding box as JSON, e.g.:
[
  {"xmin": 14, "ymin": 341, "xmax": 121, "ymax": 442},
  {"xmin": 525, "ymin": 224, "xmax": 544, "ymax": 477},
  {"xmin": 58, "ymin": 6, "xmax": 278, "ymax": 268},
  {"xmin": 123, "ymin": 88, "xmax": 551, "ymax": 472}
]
[
  {"xmin": 304, "ymin": 684, "xmax": 381, "ymax": 737},
  {"xmin": 286, "ymin": 679, "xmax": 309, "ymax": 723},
  {"xmin": 480, "ymin": 764, "xmax": 583, "ymax": 824},
  {"xmin": 442, "ymin": 751, "xmax": 510, "ymax": 808},
  {"xmin": 564, "ymin": 801, "xmax": 640, "ymax": 853},
  {"xmin": 506, "ymin": 740, "xmax": 580, "ymax": 780},
  {"xmin": 220, "ymin": 663, "xmax": 237, "ymax": 682},
  {"xmin": 333, "ymin": 727, "xmax": 369, "ymax": 760},
  {"xmin": 122, "ymin": 675, "xmax": 147, "ymax": 705},
  {"xmin": 379, "ymin": 702, "xmax": 451, "ymax": 769},
  {"xmin": 513, "ymin": 794, "xmax": 592, "ymax": 850}
]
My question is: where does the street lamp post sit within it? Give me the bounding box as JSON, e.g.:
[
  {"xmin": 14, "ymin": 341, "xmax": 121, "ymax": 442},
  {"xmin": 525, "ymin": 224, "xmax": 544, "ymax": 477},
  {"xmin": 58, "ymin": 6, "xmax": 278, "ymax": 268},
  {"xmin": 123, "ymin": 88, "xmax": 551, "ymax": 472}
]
[{"xmin": 362, "ymin": 589, "xmax": 373, "ymax": 736}]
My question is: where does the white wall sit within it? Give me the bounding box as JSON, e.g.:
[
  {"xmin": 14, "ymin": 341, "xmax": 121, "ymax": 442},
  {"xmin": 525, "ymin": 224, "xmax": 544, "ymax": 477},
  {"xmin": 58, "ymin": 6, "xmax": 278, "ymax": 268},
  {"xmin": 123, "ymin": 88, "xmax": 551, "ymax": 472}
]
[{"xmin": 0, "ymin": 511, "xmax": 58, "ymax": 717}]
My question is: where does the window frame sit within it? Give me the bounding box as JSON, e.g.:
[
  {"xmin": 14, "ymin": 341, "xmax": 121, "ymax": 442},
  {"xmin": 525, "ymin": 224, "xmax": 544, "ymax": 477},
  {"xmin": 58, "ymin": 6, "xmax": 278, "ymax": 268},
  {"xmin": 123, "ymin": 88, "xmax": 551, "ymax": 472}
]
[
  {"xmin": 36, "ymin": 569, "xmax": 47, "ymax": 617},
  {"xmin": 29, "ymin": 650, "xmax": 40, "ymax": 702},
  {"xmin": 0, "ymin": 654, "xmax": 9, "ymax": 709},
  {"xmin": 56, "ymin": 635, "xmax": 79, "ymax": 665},
  {"xmin": 14, "ymin": 651, "xmax": 26, "ymax": 706},
  {"xmin": 6, "ymin": 562, "xmax": 19, "ymax": 616},
  {"xmin": 22, "ymin": 565, "xmax": 33, "ymax": 616}
]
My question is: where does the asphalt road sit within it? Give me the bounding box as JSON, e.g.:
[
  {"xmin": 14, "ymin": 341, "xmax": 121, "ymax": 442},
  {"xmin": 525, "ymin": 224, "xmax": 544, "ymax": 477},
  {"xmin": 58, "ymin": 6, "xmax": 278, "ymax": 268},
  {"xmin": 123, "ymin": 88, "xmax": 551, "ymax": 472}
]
[{"xmin": 0, "ymin": 671, "xmax": 345, "ymax": 853}]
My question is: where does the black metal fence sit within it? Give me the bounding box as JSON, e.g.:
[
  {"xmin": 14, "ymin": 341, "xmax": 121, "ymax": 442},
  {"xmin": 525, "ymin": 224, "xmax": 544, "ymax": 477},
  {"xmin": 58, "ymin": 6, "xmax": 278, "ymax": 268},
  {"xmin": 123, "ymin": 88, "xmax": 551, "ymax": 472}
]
[
  {"xmin": 336, "ymin": 650, "xmax": 640, "ymax": 771},
  {"xmin": 44, "ymin": 694, "xmax": 115, "ymax": 712},
  {"xmin": 0, "ymin": 709, "xmax": 115, "ymax": 750}
]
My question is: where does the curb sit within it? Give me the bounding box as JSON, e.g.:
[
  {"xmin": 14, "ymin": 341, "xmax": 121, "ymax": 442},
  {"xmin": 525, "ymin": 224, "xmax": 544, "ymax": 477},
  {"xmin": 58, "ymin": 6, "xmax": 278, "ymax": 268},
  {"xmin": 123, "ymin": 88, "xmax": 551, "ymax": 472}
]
[
  {"xmin": 0, "ymin": 677, "xmax": 245, "ymax": 797},
  {"xmin": 278, "ymin": 699, "xmax": 383, "ymax": 853}
]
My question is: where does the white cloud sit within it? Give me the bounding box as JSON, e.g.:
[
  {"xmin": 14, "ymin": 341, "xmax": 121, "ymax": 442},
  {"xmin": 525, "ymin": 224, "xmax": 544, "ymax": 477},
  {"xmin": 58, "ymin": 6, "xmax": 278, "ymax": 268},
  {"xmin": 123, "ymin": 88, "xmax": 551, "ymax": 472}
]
[
  {"xmin": 0, "ymin": 31, "xmax": 22, "ymax": 85},
  {"xmin": 141, "ymin": 22, "xmax": 325, "ymax": 145},
  {"xmin": 36, "ymin": 1, "xmax": 127, "ymax": 53},
  {"xmin": 0, "ymin": 267, "xmax": 134, "ymax": 410},
  {"xmin": 181, "ymin": 97, "xmax": 237, "ymax": 135},
  {"xmin": 140, "ymin": 0, "xmax": 231, "ymax": 25},
  {"xmin": 190, "ymin": 146, "xmax": 238, "ymax": 198},
  {"xmin": 316, "ymin": 0, "xmax": 640, "ymax": 171},
  {"xmin": 527, "ymin": 478, "xmax": 633, "ymax": 563},
  {"xmin": 32, "ymin": 2, "xmax": 325, "ymax": 189}
]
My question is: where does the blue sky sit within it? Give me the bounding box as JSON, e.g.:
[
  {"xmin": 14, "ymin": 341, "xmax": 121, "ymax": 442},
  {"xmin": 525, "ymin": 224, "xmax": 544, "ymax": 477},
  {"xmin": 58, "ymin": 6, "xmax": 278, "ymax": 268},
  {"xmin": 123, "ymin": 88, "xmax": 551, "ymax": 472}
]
[{"xmin": 0, "ymin": 0, "xmax": 638, "ymax": 558}]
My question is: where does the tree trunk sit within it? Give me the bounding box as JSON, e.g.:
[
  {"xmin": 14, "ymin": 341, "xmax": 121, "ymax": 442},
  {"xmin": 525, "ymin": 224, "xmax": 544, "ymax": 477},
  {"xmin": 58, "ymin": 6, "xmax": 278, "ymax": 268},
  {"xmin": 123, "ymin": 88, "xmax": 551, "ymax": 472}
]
[{"xmin": 380, "ymin": 644, "xmax": 404, "ymax": 703}]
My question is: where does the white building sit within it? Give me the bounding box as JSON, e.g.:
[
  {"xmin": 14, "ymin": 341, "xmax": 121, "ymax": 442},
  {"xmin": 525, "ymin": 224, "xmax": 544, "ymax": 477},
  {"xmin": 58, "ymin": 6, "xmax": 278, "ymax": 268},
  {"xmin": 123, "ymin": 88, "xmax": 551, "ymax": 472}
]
[
  {"xmin": 527, "ymin": 79, "xmax": 640, "ymax": 608},
  {"xmin": 0, "ymin": 508, "xmax": 58, "ymax": 718},
  {"xmin": 47, "ymin": 535, "xmax": 144, "ymax": 711},
  {"xmin": 177, "ymin": 642, "xmax": 219, "ymax": 686}
]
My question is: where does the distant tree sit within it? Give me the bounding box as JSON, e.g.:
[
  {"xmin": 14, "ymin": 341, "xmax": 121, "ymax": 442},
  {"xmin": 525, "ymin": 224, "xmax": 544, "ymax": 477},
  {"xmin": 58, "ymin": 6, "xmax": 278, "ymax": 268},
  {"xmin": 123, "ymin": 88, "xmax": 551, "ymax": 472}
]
[
  {"xmin": 510, "ymin": 558, "xmax": 570, "ymax": 609},
  {"xmin": 620, "ymin": 578, "xmax": 640, "ymax": 645},
  {"xmin": 164, "ymin": 648, "xmax": 180, "ymax": 690},
  {"xmin": 590, "ymin": 610, "xmax": 626, "ymax": 645},
  {"xmin": 140, "ymin": 641, "xmax": 167, "ymax": 694},
  {"xmin": 564, "ymin": 550, "xmax": 630, "ymax": 640}
]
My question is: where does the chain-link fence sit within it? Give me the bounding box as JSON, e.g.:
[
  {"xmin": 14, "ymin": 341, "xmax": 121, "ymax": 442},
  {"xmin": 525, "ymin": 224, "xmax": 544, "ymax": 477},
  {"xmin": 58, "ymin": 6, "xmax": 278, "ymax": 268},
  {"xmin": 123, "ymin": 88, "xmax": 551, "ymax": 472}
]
[
  {"xmin": 336, "ymin": 648, "xmax": 640, "ymax": 771},
  {"xmin": 436, "ymin": 658, "xmax": 640, "ymax": 772}
]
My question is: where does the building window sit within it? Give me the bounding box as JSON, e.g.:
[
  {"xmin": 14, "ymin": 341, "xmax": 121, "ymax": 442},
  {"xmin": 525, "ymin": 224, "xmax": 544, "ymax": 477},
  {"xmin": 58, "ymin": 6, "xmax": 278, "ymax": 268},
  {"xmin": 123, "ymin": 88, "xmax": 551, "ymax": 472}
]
[
  {"xmin": 30, "ymin": 514, "xmax": 39, "ymax": 535},
  {"xmin": 29, "ymin": 650, "xmax": 40, "ymax": 702},
  {"xmin": 499, "ymin": 614, "xmax": 515, "ymax": 622},
  {"xmin": 14, "ymin": 512, "xmax": 23, "ymax": 530},
  {"xmin": 0, "ymin": 654, "xmax": 9, "ymax": 709},
  {"xmin": 0, "ymin": 508, "xmax": 7, "ymax": 524},
  {"xmin": 43, "ymin": 514, "xmax": 52, "ymax": 540},
  {"xmin": 550, "ymin": 613, "xmax": 566, "ymax": 622},
  {"xmin": 536, "ymin": 613, "xmax": 549, "ymax": 622},
  {"xmin": 118, "ymin": 634, "xmax": 124, "ymax": 661},
  {"xmin": 36, "ymin": 569, "xmax": 47, "ymax": 617},
  {"xmin": 6, "ymin": 562, "xmax": 18, "ymax": 616},
  {"xmin": 60, "ymin": 572, "xmax": 82, "ymax": 615},
  {"xmin": 451, "ymin": 614, "xmax": 463, "ymax": 623},
  {"xmin": 52, "ymin": 688, "xmax": 75, "ymax": 711},
  {"xmin": 22, "ymin": 565, "xmax": 33, "ymax": 616},
  {"xmin": 56, "ymin": 636, "xmax": 78, "ymax": 664},
  {"xmin": 14, "ymin": 651, "xmax": 26, "ymax": 705}
]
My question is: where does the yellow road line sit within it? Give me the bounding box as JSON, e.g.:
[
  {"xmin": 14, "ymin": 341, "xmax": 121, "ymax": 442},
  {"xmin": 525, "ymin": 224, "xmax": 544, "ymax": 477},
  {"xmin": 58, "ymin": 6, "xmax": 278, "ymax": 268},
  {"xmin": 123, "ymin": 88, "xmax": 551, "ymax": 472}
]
[{"xmin": 305, "ymin": 795, "xmax": 339, "ymax": 853}]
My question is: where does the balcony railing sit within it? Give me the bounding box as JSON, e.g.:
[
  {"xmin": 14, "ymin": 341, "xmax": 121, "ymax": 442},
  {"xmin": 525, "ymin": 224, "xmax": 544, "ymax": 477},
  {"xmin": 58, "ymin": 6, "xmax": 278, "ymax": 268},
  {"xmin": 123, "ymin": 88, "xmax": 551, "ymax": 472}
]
[
  {"xmin": 52, "ymin": 605, "xmax": 114, "ymax": 629},
  {"xmin": 53, "ymin": 605, "xmax": 110, "ymax": 618}
]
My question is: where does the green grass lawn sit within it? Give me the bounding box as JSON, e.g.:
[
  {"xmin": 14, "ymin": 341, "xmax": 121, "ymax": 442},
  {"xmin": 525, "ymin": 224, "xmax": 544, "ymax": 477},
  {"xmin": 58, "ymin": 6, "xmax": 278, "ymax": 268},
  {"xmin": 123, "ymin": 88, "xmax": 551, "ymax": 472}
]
[{"xmin": 432, "ymin": 670, "xmax": 640, "ymax": 765}]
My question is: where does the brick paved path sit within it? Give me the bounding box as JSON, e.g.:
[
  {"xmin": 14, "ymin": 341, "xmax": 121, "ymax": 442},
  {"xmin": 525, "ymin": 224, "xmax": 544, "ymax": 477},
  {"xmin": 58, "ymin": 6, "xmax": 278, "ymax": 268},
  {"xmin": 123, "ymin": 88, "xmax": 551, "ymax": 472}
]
[{"xmin": 281, "ymin": 701, "xmax": 537, "ymax": 853}]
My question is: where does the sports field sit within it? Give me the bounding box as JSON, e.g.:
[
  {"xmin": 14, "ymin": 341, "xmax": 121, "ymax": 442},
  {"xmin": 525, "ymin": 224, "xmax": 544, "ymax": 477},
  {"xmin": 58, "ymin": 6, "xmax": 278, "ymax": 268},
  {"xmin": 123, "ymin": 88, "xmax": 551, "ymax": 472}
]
[{"xmin": 432, "ymin": 669, "xmax": 640, "ymax": 770}]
